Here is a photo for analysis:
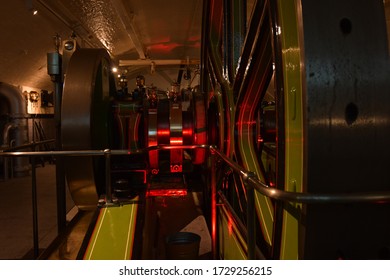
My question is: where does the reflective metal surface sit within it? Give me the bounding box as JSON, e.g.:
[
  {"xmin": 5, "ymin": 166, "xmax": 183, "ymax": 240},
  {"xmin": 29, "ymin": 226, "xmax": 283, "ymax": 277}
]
[
  {"xmin": 302, "ymin": 0, "xmax": 390, "ymax": 259},
  {"xmin": 61, "ymin": 48, "xmax": 114, "ymax": 210},
  {"xmin": 3, "ymin": 145, "xmax": 390, "ymax": 204}
]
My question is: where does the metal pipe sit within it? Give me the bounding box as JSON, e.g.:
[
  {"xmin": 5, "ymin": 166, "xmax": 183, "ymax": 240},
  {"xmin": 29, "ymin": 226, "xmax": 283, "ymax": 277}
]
[
  {"xmin": 1, "ymin": 122, "xmax": 17, "ymax": 180},
  {"xmin": 104, "ymin": 149, "xmax": 113, "ymax": 204},
  {"xmin": 0, "ymin": 83, "xmax": 29, "ymax": 177},
  {"xmin": 2, "ymin": 139, "xmax": 55, "ymax": 152},
  {"xmin": 0, "ymin": 150, "xmax": 111, "ymax": 157},
  {"xmin": 0, "ymin": 83, "xmax": 25, "ymax": 115},
  {"xmin": 48, "ymin": 49, "xmax": 67, "ymax": 234},
  {"xmin": 2, "ymin": 145, "xmax": 390, "ymax": 204},
  {"xmin": 119, "ymin": 59, "xmax": 200, "ymax": 67},
  {"xmin": 2, "ymin": 122, "xmax": 17, "ymax": 147},
  {"xmin": 210, "ymin": 146, "xmax": 390, "ymax": 204},
  {"xmin": 0, "ymin": 145, "xmax": 210, "ymax": 157},
  {"xmin": 2, "ymin": 139, "xmax": 53, "ymax": 180}
]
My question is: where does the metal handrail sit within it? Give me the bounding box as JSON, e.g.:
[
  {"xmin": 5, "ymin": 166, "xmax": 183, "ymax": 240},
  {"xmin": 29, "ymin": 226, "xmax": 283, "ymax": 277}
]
[
  {"xmin": 209, "ymin": 146, "xmax": 390, "ymax": 204},
  {"xmin": 2, "ymin": 144, "xmax": 390, "ymax": 260},
  {"xmin": 0, "ymin": 144, "xmax": 209, "ymax": 156},
  {"xmin": 209, "ymin": 145, "xmax": 390, "ymax": 260},
  {"xmin": 1, "ymin": 139, "xmax": 55, "ymax": 152},
  {"xmin": 2, "ymin": 144, "xmax": 390, "ymax": 203},
  {"xmin": 0, "ymin": 139, "xmax": 56, "ymax": 259}
]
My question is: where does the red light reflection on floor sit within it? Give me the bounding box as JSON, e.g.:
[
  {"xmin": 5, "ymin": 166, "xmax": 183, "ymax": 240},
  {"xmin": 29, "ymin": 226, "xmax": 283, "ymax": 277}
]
[{"xmin": 146, "ymin": 189, "xmax": 187, "ymax": 197}]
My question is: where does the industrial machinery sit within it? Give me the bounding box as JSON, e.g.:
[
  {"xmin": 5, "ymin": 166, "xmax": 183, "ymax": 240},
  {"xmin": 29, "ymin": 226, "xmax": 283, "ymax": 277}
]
[
  {"xmin": 58, "ymin": 0, "xmax": 390, "ymax": 260},
  {"xmin": 3, "ymin": 0, "xmax": 389, "ymax": 260},
  {"xmin": 59, "ymin": 43, "xmax": 209, "ymax": 259},
  {"xmin": 200, "ymin": 0, "xmax": 390, "ymax": 260}
]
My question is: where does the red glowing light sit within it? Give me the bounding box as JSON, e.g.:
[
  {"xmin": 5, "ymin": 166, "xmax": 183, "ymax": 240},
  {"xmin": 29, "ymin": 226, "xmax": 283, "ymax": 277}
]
[
  {"xmin": 236, "ymin": 121, "xmax": 256, "ymax": 126},
  {"xmin": 228, "ymin": 217, "xmax": 233, "ymax": 236},
  {"xmin": 376, "ymin": 201, "xmax": 388, "ymax": 204},
  {"xmin": 170, "ymin": 164, "xmax": 183, "ymax": 173},
  {"xmin": 170, "ymin": 137, "xmax": 183, "ymax": 145},
  {"xmin": 146, "ymin": 189, "xmax": 187, "ymax": 197},
  {"xmin": 187, "ymin": 35, "xmax": 201, "ymax": 42},
  {"xmin": 149, "ymin": 150, "xmax": 159, "ymax": 170},
  {"xmin": 182, "ymin": 128, "xmax": 193, "ymax": 137},
  {"xmin": 133, "ymin": 170, "xmax": 147, "ymax": 184},
  {"xmin": 157, "ymin": 129, "xmax": 170, "ymax": 136},
  {"xmin": 149, "ymin": 42, "xmax": 183, "ymax": 53}
]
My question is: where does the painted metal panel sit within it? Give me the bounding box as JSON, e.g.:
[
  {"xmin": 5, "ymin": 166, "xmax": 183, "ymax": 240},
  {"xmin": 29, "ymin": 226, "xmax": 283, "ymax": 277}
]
[{"xmin": 83, "ymin": 202, "xmax": 139, "ymax": 260}]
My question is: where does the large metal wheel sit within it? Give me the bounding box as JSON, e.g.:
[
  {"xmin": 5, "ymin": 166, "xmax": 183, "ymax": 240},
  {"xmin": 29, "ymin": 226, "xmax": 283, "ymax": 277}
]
[
  {"xmin": 298, "ymin": 0, "xmax": 390, "ymax": 260},
  {"xmin": 202, "ymin": 0, "xmax": 390, "ymax": 259},
  {"xmin": 61, "ymin": 48, "xmax": 115, "ymax": 210}
]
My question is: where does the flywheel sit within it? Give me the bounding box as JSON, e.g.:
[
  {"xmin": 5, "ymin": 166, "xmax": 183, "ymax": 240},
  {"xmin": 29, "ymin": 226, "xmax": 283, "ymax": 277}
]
[{"xmin": 61, "ymin": 48, "xmax": 115, "ymax": 210}]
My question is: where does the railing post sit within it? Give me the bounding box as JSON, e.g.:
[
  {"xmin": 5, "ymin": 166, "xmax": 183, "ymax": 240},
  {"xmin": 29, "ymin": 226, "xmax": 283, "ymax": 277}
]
[
  {"xmin": 245, "ymin": 172, "xmax": 256, "ymax": 260},
  {"xmin": 210, "ymin": 147, "xmax": 217, "ymax": 259},
  {"xmin": 31, "ymin": 156, "xmax": 39, "ymax": 259},
  {"xmin": 48, "ymin": 45, "xmax": 67, "ymax": 234},
  {"xmin": 104, "ymin": 149, "xmax": 113, "ymax": 204}
]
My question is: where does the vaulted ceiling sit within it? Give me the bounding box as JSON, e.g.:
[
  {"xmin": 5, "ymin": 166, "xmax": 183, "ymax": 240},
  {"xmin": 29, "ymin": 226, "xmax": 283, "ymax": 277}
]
[{"xmin": 0, "ymin": 0, "xmax": 203, "ymax": 91}]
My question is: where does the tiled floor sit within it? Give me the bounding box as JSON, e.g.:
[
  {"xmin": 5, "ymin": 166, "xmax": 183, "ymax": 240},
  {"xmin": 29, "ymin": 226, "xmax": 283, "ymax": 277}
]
[
  {"xmin": 0, "ymin": 162, "xmax": 212, "ymax": 260},
  {"xmin": 0, "ymin": 163, "xmax": 79, "ymax": 259},
  {"xmin": 46, "ymin": 210, "xmax": 94, "ymax": 260}
]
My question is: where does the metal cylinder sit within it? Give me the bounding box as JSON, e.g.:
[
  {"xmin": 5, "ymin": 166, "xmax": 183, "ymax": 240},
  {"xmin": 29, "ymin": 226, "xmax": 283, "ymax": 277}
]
[
  {"xmin": 47, "ymin": 52, "xmax": 62, "ymax": 76},
  {"xmin": 61, "ymin": 48, "xmax": 114, "ymax": 210},
  {"xmin": 0, "ymin": 83, "xmax": 29, "ymax": 177},
  {"xmin": 165, "ymin": 232, "xmax": 201, "ymax": 260}
]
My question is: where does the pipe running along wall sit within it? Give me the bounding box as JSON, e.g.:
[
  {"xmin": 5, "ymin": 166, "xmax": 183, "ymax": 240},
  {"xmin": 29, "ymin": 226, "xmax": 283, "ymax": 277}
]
[{"xmin": 0, "ymin": 82, "xmax": 30, "ymax": 177}]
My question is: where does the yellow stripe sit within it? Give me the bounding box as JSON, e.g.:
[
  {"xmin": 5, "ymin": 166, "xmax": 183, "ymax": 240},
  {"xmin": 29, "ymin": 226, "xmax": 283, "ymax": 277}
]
[
  {"xmin": 124, "ymin": 205, "xmax": 135, "ymax": 259},
  {"xmin": 84, "ymin": 201, "xmax": 139, "ymax": 260},
  {"xmin": 87, "ymin": 208, "xmax": 107, "ymax": 260}
]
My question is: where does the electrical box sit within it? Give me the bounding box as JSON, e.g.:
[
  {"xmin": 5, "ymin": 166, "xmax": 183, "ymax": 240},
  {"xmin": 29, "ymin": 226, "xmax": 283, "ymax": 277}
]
[{"xmin": 26, "ymin": 90, "xmax": 54, "ymax": 115}]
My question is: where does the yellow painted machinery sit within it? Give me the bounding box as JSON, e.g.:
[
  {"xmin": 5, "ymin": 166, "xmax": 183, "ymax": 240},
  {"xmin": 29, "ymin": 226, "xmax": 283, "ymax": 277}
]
[
  {"xmin": 60, "ymin": 47, "xmax": 209, "ymax": 259},
  {"xmin": 59, "ymin": 0, "xmax": 390, "ymax": 260},
  {"xmin": 201, "ymin": 0, "xmax": 390, "ymax": 260}
]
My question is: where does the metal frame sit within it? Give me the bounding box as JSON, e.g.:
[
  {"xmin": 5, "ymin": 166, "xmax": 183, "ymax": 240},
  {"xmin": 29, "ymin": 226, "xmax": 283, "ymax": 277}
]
[{"xmin": 2, "ymin": 144, "xmax": 390, "ymax": 259}]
